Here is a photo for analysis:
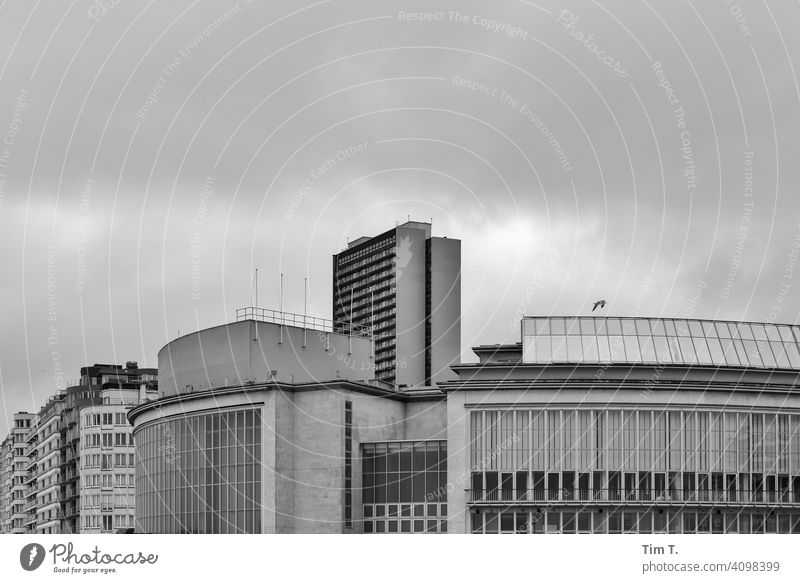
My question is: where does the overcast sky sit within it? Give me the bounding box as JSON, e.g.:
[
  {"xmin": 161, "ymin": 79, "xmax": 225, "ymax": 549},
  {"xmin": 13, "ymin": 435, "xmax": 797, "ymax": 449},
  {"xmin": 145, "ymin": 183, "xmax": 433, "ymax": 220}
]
[{"xmin": 1, "ymin": 0, "xmax": 799, "ymax": 436}]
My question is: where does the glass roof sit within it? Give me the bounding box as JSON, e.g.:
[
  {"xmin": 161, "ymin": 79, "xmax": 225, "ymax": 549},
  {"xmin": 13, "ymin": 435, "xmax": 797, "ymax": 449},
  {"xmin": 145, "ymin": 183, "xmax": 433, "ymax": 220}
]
[{"xmin": 521, "ymin": 316, "xmax": 800, "ymax": 370}]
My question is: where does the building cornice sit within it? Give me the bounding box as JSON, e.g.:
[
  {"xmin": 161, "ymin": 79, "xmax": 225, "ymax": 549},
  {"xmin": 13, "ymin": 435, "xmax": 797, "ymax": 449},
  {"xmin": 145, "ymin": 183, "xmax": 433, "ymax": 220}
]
[{"xmin": 127, "ymin": 379, "xmax": 444, "ymax": 424}]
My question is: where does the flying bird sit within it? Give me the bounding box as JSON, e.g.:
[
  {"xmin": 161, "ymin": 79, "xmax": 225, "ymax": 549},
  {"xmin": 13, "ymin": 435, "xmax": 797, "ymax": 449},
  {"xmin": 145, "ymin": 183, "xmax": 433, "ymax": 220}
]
[{"xmin": 592, "ymin": 300, "xmax": 607, "ymax": 312}]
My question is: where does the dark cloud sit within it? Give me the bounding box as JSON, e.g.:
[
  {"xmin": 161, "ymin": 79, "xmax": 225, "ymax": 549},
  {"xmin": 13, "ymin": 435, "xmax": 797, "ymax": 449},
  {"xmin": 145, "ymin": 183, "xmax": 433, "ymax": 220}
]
[{"xmin": 1, "ymin": 0, "xmax": 799, "ymax": 435}]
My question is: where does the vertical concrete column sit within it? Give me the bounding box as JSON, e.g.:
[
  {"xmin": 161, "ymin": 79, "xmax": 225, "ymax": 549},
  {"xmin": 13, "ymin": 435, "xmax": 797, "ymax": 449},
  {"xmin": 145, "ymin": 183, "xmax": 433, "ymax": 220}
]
[
  {"xmin": 261, "ymin": 392, "xmax": 276, "ymax": 533},
  {"xmin": 446, "ymin": 391, "xmax": 468, "ymax": 533}
]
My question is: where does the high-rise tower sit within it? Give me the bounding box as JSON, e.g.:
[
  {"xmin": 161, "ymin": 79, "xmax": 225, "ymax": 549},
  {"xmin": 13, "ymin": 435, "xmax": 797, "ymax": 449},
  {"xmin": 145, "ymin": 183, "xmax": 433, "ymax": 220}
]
[{"xmin": 332, "ymin": 220, "xmax": 461, "ymax": 387}]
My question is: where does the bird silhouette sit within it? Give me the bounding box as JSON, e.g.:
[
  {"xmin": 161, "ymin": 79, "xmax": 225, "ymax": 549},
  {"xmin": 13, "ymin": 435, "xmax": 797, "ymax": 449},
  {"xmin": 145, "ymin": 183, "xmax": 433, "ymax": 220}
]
[{"xmin": 592, "ymin": 300, "xmax": 607, "ymax": 312}]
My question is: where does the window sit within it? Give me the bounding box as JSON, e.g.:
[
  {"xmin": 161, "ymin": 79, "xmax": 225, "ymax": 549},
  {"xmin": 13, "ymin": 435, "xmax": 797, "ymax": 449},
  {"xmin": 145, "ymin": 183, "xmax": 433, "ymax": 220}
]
[
  {"xmin": 344, "ymin": 401, "xmax": 352, "ymax": 529},
  {"xmin": 134, "ymin": 408, "xmax": 262, "ymax": 534},
  {"xmin": 362, "ymin": 440, "xmax": 446, "ymax": 533}
]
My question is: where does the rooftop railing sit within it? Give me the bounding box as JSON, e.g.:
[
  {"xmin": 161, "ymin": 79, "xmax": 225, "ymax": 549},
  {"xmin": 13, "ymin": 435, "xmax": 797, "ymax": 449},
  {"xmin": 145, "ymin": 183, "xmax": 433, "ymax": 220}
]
[{"xmin": 235, "ymin": 307, "xmax": 372, "ymax": 339}]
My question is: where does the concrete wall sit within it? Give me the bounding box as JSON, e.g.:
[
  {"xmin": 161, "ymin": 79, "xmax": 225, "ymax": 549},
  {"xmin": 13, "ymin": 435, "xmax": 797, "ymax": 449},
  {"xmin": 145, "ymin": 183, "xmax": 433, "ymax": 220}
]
[
  {"xmin": 273, "ymin": 387, "xmax": 423, "ymax": 533},
  {"xmin": 456, "ymin": 385, "xmax": 800, "ymax": 412},
  {"xmin": 429, "ymin": 237, "xmax": 461, "ymax": 384},
  {"xmin": 261, "ymin": 394, "xmax": 275, "ymax": 533},
  {"xmin": 131, "ymin": 384, "xmax": 448, "ymax": 534},
  {"xmin": 158, "ymin": 320, "xmax": 374, "ymax": 395},
  {"xmin": 395, "ymin": 225, "xmax": 428, "ymax": 387},
  {"xmin": 158, "ymin": 322, "xmax": 252, "ymax": 395},
  {"xmin": 403, "ymin": 400, "xmax": 447, "ymax": 441},
  {"xmin": 446, "ymin": 391, "xmax": 469, "ymax": 533},
  {"xmin": 278, "ymin": 389, "xmax": 354, "ymax": 533}
]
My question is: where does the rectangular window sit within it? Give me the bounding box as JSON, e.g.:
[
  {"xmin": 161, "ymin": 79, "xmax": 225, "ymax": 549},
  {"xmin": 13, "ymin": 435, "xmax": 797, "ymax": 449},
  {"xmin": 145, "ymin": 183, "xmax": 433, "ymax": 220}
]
[
  {"xmin": 515, "ymin": 471, "xmax": 528, "ymax": 501},
  {"xmin": 532, "ymin": 471, "xmax": 545, "ymax": 501},
  {"xmin": 608, "ymin": 471, "xmax": 621, "ymax": 501},
  {"xmin": 682, "ymin": 472, "xmax": 695, "ymax": 501}
]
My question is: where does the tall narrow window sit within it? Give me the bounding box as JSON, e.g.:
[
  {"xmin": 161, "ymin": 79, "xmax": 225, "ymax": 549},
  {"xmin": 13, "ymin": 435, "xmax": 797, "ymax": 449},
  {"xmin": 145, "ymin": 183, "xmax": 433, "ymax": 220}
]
[{"xmin": 344, "ymin": 400, "xmax": 353, "ymax": 529}]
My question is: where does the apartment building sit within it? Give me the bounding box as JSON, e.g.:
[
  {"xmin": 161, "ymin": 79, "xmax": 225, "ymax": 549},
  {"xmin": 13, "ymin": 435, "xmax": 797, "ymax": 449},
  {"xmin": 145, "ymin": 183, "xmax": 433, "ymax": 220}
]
[
  {"xmin": 26, "ymin": 394, "xmax": 66, "ymax": 534},
  {"xmin": 79, "ymin": 386, "xmax": 148, "ymax": 533},
  {"xmin": 0, "ymin": 413, "xmax": 34, "ymax": 534},
  {"xmin": 332, "ymin": 220, "xmax": 461, "ymax": 388},
  {"xmin": 0, "ymin": 362, "xmax": 158, "ymax": 534}
]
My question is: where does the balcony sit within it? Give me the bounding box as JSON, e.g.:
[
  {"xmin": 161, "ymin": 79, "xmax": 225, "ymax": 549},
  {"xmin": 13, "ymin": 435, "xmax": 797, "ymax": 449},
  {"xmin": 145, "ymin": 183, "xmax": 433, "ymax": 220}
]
[
  {"xmin": 10, "ymin": 509, "xmax": 26, "ymax": 521},
  {"xmin": 466, "ymin": 488, "xmax": 800, "ymax": 508}
]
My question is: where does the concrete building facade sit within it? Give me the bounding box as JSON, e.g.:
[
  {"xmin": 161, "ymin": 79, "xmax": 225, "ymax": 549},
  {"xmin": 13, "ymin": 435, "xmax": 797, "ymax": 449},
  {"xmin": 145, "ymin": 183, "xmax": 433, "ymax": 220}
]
[
  {"xmin": 59, "ymin": 363, "xmax": 158, "ymax": 533},
  {"xmin": 131, "ymin": 314, "xmax": 800, "ymax": 534},
  {"xmin": 79, "ymin": 384, "xmax": 156, "ymax": 533},
  {"xmin": 332, "ymin": 220, "xmax": 461, "ymax": 388},
  {"xmin": 0, "ymin": 362, "xmax": 158, "ymax": 534},
  {"xmin": 130, "ymin": 315, "xmax": 445, "ymax": 533},
  {"xmin": 157, "ymin": 311, "xmax": 374, "ymax": 396},
  {"xmin": 444, "ymin": 316, "xmax": 800, "ymax": 534},
  {"xmin": 0, "ymin": 413, "xmax": 34, "ymax": 533},
  {"xmin": 27, "ymin": 394, "xmax": 66, "ymax": 534}
]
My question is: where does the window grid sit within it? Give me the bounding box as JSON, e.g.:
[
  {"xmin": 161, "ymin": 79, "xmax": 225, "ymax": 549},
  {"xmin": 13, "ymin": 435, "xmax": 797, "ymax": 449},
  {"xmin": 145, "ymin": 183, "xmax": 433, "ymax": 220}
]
[
  {"xmin": 134, "ymin": 408, "xmax": 261, "ymax": 534},
  {"xmin": 362, "ymin": 440, "xmax": 446, "ymax": 534},
  {"xmin": 522, "ymin": 317, "xmax": 800, "ymax": 369},
  {"xmin": 468, "ymin": 408, "xmax": 800, "ymax": 533},
  {"xmin": 471, "ymin": 508, "xmax": 800, "ymax": 534}
]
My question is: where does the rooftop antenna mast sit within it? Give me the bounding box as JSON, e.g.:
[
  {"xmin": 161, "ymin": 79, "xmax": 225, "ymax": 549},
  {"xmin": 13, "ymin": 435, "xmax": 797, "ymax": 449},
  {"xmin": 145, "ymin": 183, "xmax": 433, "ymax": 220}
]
[
  {"xmin": 303, "ymin": 276, "xmax": 308, "ymax": 347},
  {"xmin": 279, "ymin": 273, "xmax": 284, "ymax": 343},
  {"xmin": 254, "ymin": 268, "xmax": 259, "ymax": 341}
]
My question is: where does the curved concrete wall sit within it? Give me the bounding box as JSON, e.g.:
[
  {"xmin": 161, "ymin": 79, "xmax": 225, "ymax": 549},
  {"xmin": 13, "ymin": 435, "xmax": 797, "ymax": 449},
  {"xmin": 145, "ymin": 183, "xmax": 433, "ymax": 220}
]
[{"xmin": 158, "ymin": 319, "xmax": 374, "ymax": 396}]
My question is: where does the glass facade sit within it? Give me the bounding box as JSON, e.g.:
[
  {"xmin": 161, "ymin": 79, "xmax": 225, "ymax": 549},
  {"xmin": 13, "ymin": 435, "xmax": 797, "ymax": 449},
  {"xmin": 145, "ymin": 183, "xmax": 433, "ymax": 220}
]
[
  {"xmin": 135, "ymin": 408, "xmax": 261, "ymax": 534},
  {"xmin": 468, "ymin": 409, "xmax": 800, "ymax": 534},
  {"xmin": 362, "ymin": 441, "xmax": 447, "ymax": 533},
  {"xmin": 522, "ymin": 317, "xmax": 800, "ymax": 369}
]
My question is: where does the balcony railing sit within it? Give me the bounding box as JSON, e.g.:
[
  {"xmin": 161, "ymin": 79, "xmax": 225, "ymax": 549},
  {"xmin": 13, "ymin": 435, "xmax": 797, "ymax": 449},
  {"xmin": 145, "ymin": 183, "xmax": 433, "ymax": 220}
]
[{"xmin": 466, "ymin": 488, "xmax": 800, "ymax": 506}]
